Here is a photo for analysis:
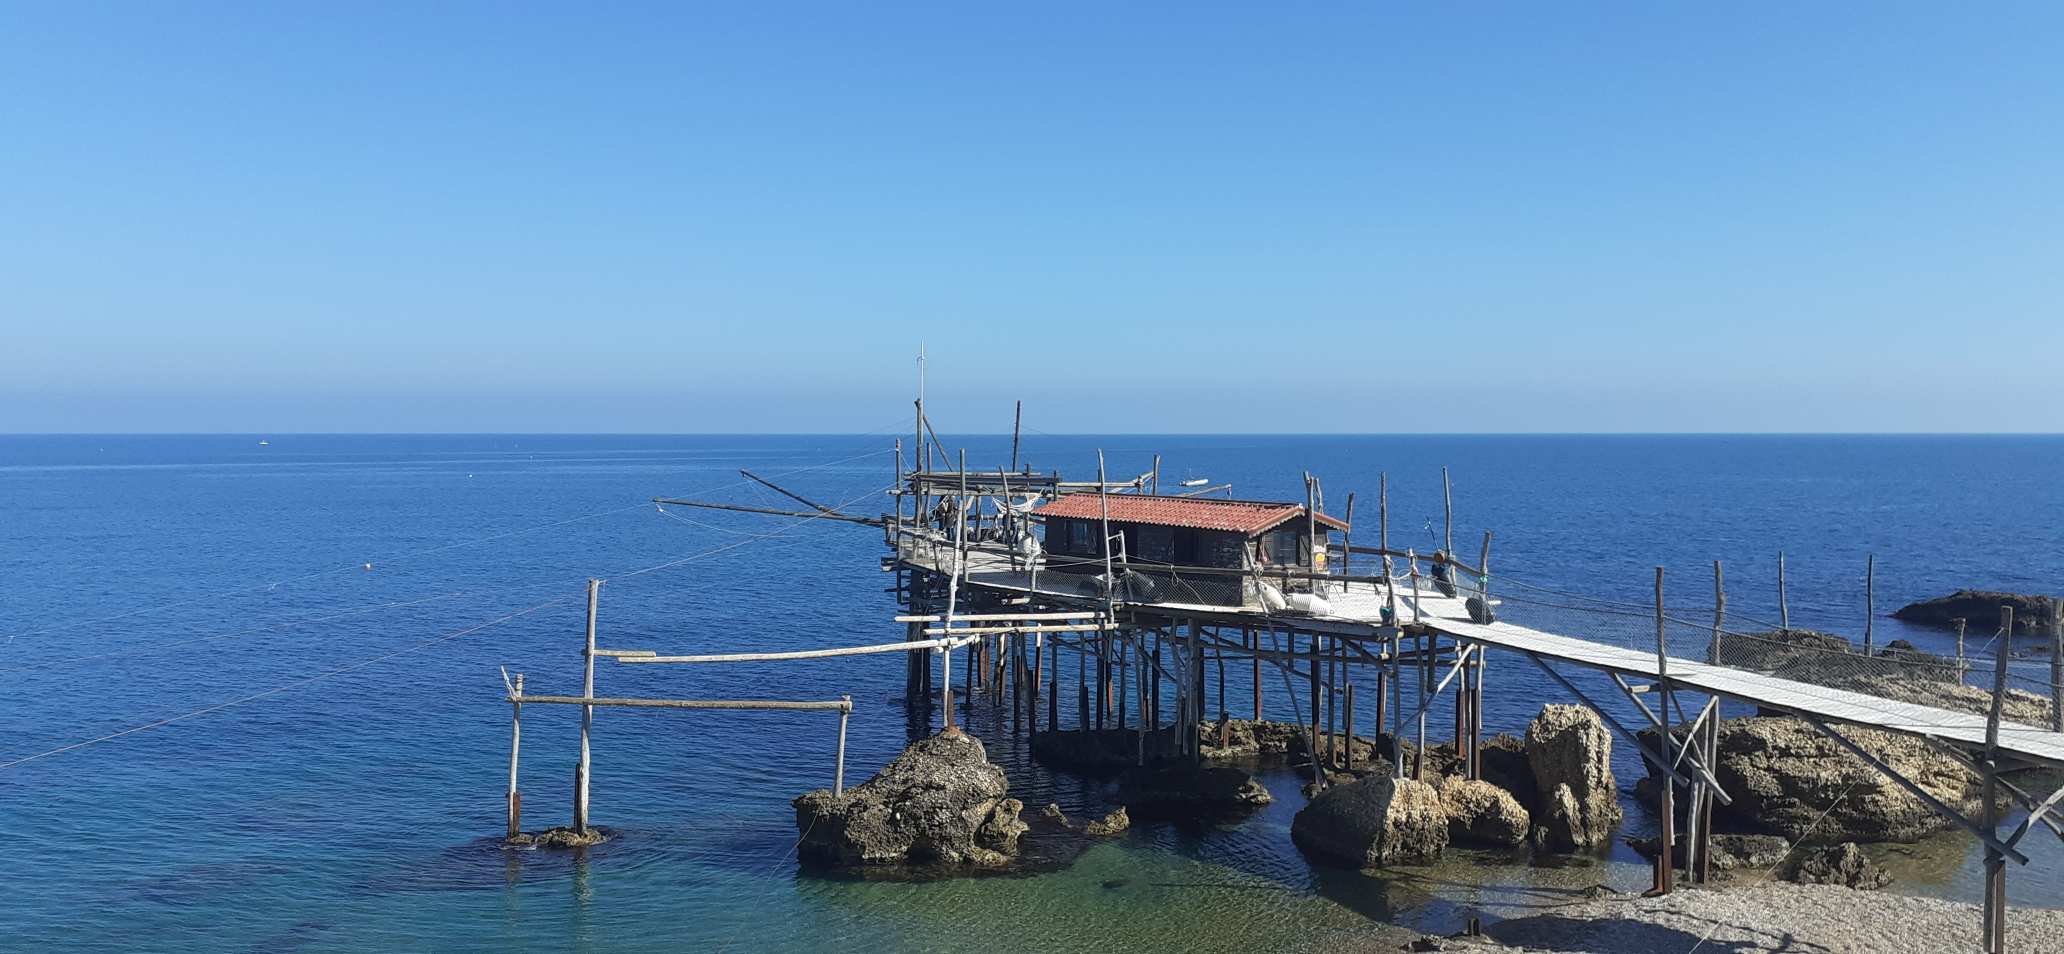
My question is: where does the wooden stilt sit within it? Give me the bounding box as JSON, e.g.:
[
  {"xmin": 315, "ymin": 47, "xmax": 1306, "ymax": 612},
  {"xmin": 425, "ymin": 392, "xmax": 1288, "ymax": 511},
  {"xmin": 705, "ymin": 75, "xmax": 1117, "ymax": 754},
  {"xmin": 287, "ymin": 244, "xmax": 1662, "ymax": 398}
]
[
  {"xmin": 1652, "ymin": 567, "xmax": 1674, "ymax": 895},
  {"xmin": 1343, "ymin": 681, "xmax": 1355, "ymax": 770},
  {"xmin": 1118, "ymin": 631, "xmax": 1129, "ymax": 730},
  {"xmin": 1777, "ymin": 550, "xmax": 1790, "ymax": 632},
  {"xmin": 943, "ymin": 634, "xmax": 955, "ymax": 731},
  {"xmin": 575, "ymin": 578, "xmax": 600, "ymax": 835},
  {"xmin": 1982, "ymin": 607, "xmax": 2012, "ymax": 954},
  {"xmin": 834, "ymin": 696, "xmax": 851, "ymax": 796},
  {"xmin": 1249, "ymin": 627, "xmax": 1262, "ymax": 721},
  {"xmin": 507, "ymin": 672, "xmax": 523, "ymax": 838},
  {"xmin": 1045, "ymin": 636, "xmax": 1057, "ymax": 733}
]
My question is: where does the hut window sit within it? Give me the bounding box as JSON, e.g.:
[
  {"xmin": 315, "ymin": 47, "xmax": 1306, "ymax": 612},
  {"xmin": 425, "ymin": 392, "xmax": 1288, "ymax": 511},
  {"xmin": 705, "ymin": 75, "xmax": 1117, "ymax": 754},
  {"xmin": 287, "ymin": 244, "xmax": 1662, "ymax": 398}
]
[
  {"xmin": 1138, "ymin": 524, "xmax": 1173, "ymax": 563},
  {"xmin": 1268, "ymin": 530, "xmax": 1306, "ymax": 566},
  {"xmin": 1067, "ymin": 520, "xmax": 1093, "ymax": 554}
]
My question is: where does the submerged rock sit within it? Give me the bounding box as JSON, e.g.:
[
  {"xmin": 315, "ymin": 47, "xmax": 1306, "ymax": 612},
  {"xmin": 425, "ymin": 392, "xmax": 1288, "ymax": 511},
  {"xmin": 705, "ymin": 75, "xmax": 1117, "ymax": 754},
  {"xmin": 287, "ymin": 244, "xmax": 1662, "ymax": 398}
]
[
  {"xmin": 1783, "ymin": 842, "xmax": 1891, "ymax": 889},
  {"xmin": 792, "ymin": 729, "xmax": 1024, "ymax": 868},
  {"xmin": 505, "ymin": 826, "xmax": 608, "ymax": 849},
  {"xmin": 1118, "ymin": 760, "xmax": 1271, "ymax": 815},
  {"xmin": 1435, "ymin": 777, "xmax": 1530, "ymax": 848},
  {"xmin": 1700, "ymin": 717, "xmax": 1987, "ymax": 844},
  {"xmin": 1084, "ymin": 807, "xmax": 1130, "ymax": 836},
  {"xmin": 1627, "ymin": 832, "xmax": 1792, "ymax": 872},
  {"xmin": 1031, "ymin": 726, "xmax": 1181, "ymax": 773},
  {"xmin": 1291, "ymin": 775, "xmax": 1448, "ymax": 867},
  {"xmin": 1524, "ymin": 705, "xmax": 1621, "ymax": 851}
]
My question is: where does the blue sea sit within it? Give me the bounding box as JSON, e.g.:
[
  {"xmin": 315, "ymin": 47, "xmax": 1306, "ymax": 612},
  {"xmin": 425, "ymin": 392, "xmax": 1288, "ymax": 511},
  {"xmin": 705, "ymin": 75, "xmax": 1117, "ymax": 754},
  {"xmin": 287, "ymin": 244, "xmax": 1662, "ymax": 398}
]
[{"xmin": 3, "ymin": 434, "xmax": 2061, "ymax": 953}]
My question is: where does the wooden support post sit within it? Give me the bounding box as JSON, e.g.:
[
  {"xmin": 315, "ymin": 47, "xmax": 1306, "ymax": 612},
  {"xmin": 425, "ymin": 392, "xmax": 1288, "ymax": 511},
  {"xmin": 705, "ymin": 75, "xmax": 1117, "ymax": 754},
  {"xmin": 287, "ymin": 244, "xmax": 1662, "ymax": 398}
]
[
  {"xmin": 1374, "ymin": 657, "xmax": 1388, "ymax": 751},
  {"xmin": 1152, "ymin": 634, "xmax": 1163, "ymax": 730},
  {"xmin": 835, "ymin": 696, "xmax": 851, "ymax": 796},
  {"xmin": 1192, "ymin": 621, "xmax": 1206, "ymax": 761},
  {"xmin": 1250, "ymin": 627, "xmax": 1262, "ymax": 720},
  {"xmin": 1030, "ymin": 633, "xmax": 1044, "ymax": 737},
  {"xmin": 1078, "ymin": 643, "xmax": 1089, "ymax": 732},
  {"xmin": 575, "ymin": 578, "xmax": 600, "ymax": 835},
  {"xmin": 1983, "ymin": 607, "xmax": 2012, "ymax": 954},
  {"xmin": 1469, "ymin": 649, "xmax": 1485, "ymax": 780},
  {"xmin": 1308, "ymin": 631, "xmax": 1322, "ymax": 741},
  {"xmin": 1343, "ymin": 681, "xmax": 1355, "ymax": 770},
  {"xmin": 1326, "ymin": 635, "xmax": 1339, "ymax": 767},
  {"xmin": 1415, "ymin": 631, "xmax": 1429, "ymax": 780},
  {"xmin": 507, "ymin": 672, "xmax": 524, "ymax": 838},
  {"xmin": 1864, "ymin": 554, "xmax": 1875, "ymax": 653},
  {"xmin": 1117, "ymin": 631, "xmax": 1129, "ymax": 730},
  {"xmin": 1340, "ymin": 493, "xmax": 1355, "ymax": 577},
  {"xmin": 1712, "ymin": 561, "xmax": 1726, "ymax": 666},
  {"xmin": 1697, "ymin": 707, "xmax": 1718, "ymax": 883},
  {"xmin": 1046, "ymin": 636, "xmax": 1057, "ymax": 733},
  {"xmin": 1096, "ymin": 633, "xmax": 1109, "ymax": 730},
  {"xmin": 1216, "ymin": 636, "xmax": 1227, "ymax": 722},
  {"xmin": 943, "ymin": 636, "xmax": 955, "ymax": 731},
  {"xmin": 1390, "ymin": 626, "xmax": 1404, "ymax": 777},
  {"xmin": 1442, "ymin": 466, "xmax": 1454, "ymax": 557},
  {"xmin": 2052, "ymin": 613, "xmax": 2063, "ymax": 733},
  {"xmin": 1652, "ymin": 567, "xmax": 1674, "ymax": 895},
  {"xmin": 1777, "ymin": 551, "xmax": 1790, "ymax": 632},
  {"xmin": 1956, "ymin": 617, "xmax": 1969, "ymax": 680}
]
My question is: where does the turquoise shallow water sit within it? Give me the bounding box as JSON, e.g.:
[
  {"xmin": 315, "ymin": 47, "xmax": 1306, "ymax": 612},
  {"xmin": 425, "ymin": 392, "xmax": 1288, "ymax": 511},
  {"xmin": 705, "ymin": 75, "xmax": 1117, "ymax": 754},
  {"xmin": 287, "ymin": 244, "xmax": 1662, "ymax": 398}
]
[{"xmin": 3, "ymin": 434, "xmax": 2061, "ymax": 952}]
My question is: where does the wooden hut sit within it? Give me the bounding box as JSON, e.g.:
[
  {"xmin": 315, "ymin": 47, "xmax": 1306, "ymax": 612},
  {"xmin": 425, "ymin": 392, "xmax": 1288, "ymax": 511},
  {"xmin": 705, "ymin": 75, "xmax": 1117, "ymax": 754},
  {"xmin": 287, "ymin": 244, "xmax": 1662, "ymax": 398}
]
[{"xmin": 1036, "ymin": 495, "xmax": 1347, "ymax": 601}]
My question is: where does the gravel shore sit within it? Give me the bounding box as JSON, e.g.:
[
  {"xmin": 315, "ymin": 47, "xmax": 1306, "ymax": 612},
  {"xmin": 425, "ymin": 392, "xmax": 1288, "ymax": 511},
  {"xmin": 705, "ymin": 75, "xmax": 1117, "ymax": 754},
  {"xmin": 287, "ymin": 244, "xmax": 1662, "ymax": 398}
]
[{"xmin": 1478, "ymin": 883, "xmax": 2064, "ymax": 954}]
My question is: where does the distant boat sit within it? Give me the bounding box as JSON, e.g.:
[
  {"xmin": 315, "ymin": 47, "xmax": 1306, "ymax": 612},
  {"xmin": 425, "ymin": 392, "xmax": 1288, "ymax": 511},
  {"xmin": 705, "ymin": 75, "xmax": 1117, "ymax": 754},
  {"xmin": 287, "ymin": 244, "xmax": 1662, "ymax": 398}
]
[
  {"xmin": 1180, "ymin": 478, "xmax": 1209, "ymax": 487},
  {"xmin": 258, "ymin": 440, "xmax": 270, "ymax": 446}
]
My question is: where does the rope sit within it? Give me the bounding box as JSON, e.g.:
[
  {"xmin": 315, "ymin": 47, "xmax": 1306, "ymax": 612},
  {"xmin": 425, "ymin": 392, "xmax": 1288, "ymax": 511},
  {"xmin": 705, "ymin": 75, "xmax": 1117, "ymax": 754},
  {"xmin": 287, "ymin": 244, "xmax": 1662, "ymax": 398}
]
[
  {"xmin": 7, "ymin": 443, "xmax": 891, "ymax": 643},
  {"xmin": 0, "ymin": 473, "xmax": 894, "ymax": 770},
  {"xmin": 0, "ymin": 599, "xmax": 565, "ymax": 771},
  {"xmin": 1681, "ymin": 774, "xmax": 1868, "ymax": 954}
]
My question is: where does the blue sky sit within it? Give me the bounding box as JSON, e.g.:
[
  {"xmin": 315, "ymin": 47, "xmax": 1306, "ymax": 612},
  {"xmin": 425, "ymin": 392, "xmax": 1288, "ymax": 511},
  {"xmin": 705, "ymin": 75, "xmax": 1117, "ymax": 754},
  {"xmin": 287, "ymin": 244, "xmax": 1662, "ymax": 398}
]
[{"xmin": 2, "ymin": 3, "xmax": 2059, "ymax": 433}]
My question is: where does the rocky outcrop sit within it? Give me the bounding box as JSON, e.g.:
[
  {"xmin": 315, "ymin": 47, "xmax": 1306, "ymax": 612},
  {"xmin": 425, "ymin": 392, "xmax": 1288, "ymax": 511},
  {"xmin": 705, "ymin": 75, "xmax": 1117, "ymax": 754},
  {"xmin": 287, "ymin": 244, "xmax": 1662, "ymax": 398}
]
[
  {"xmin": 792, "ymin": 730, "xmax": 1025, "ymax": 868},
  {"xmin": 1117, "ymin": 760, "xmax": 1271, "ymax": 816},
  {"xmin": 1084, "ymin": 807, "xmax": 1130, "ymax": 836},
  {"xmin": 1291, "ymin": 776, "xmax": 1448, "ymax": 867},
  {"xmin": 1435, "ymin": 777, "xmax": 1530, "ymax": 848},
  {"xmin": 1893, "ymin": 591, "xmax": 2059, "ymax": 633},
  {"xmin": 1782, "ymin": 842, "xmax": 1891, "ymax": 889},
  {"xmin": 1525, "ymin": 704, "xmax": 1621, "ymax": 851},
  {"xmin": 1701, "ymin": 717, "xmax": 1986, "ymax": 844}
]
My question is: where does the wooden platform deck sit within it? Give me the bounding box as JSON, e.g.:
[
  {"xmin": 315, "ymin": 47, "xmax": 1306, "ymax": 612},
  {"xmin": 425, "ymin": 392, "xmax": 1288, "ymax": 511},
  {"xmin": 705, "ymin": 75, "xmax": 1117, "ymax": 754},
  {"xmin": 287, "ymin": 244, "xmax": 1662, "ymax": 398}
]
[{"xmin": 898, "ymin": 534, "xmax": 2064, "ymax": 770}]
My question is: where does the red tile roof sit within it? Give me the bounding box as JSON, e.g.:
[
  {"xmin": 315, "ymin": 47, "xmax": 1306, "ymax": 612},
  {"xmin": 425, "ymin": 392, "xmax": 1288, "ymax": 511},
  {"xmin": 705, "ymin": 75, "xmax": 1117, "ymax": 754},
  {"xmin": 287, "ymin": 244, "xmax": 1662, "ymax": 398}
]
[{"xmin": 1035, "ymin": 494, "xmax": 1348, "ymax": 535}]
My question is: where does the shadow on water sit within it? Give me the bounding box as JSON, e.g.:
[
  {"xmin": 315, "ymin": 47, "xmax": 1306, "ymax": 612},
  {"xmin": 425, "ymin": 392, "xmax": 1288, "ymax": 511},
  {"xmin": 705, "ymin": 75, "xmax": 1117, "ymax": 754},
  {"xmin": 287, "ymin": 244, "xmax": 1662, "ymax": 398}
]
[{"xmin": 1486, "ymin": 911, "xmax": 1834, "ymax": 954}]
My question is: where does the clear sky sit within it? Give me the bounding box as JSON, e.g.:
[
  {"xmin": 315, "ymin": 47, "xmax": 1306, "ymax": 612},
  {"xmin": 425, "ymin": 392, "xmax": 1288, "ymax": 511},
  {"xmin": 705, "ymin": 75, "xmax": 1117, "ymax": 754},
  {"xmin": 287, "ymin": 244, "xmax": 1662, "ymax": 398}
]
[{"xmin": 2, "ymin": 3, "xmax": 2059, "ymax": 433}]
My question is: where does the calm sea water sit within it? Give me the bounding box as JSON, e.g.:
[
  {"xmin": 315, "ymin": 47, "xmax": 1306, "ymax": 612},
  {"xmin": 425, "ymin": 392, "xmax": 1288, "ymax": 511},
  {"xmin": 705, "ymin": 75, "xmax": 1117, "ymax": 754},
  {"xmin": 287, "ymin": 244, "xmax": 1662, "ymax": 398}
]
[{"xmin": 3, "ymin": 434, "xmax": 2061, "ymax": 953}]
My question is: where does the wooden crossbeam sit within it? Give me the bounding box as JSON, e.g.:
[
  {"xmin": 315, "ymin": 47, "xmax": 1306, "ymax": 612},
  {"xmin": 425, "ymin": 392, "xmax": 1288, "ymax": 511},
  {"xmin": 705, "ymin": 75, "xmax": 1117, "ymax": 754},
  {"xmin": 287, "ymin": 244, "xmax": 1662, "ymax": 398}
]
[
  {"xmin": 921, "ymin": 622, "xmax": 1117, "ymax": 636},
  {"xmin": 511, "ymin": 695, "xmax": 852, "ymax": 712},
  {"xmin": 1804, "ymin": 716, "xmax": 2028, "ymax": 865},
  {"xmin": 621, "ymin": 634, "xmax": 978, "ymax": 664},
  {"xmin": 895, "ymin": 611, "xmax": 1100, "ymax": 623}
]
